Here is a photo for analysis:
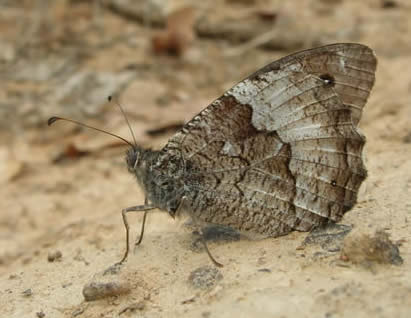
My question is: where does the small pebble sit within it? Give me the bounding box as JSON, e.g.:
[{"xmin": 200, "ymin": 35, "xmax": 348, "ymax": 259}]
[
  {"xmin": 188, "ymin": 265, "xmax": 223, "ymax": 289},
  {"xmin": 257, "ymin": 268, "xmax": 271, "ymax": 273},
  {"xmin": 22, "ymin": 288, "xmax": 32, "ymax": 297},
  {"xmin": 341, "ymin": 230, "xmax": 403, "ymax": 266},
  {"xmin": 83, "ymin": 282, "xmax": 131, "ymax": 301},
  {"xmin": 181, "ymin": 296, "xmax": 196, "ymax": 304},
  {"xmin": 47, "ymin": 250, "xmax": 62, "ymax": 262},
  {"xmin": 36, "ymin": 311, "xmax": 45, "ymax": 318}
]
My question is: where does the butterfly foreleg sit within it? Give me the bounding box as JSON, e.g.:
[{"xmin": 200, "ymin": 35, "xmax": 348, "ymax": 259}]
[{"xmin": 117, "ymin": 202, "xmax": 156, "ymax": 265}]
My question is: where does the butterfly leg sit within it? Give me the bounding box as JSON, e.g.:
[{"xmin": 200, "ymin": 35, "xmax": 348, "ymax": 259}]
[
  {"xmin": 175, "ymin": 196, "xmax": 224, "ymax": 268},
  {"xmin": 117, "ymin": 203, "xmax": 155, "ymax": 265},
  {"xmin": 193, "ymin": 229, "xmax": 224, "ymax": 268},
  {"xmin": 134, "ymin": 211, "xmax": 148, "ymax": 247},
  {"xmin": 134, "ymin": 197, "xmax": 150, "ymax": 247}
]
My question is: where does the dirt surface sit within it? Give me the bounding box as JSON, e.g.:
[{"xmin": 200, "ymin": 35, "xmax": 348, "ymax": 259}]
[{"xmin": 1, "ymin": 1, "xmax": 411, "ymax": 317}]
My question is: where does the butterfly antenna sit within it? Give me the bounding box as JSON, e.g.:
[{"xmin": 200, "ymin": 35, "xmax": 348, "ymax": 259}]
[
  {"xmin": 47, "ymin": 116, "xmax": 134, "ymax": 147},
  {"xmin": 108, "ymin": 96, "xmax": 137, "ymax": 147}
]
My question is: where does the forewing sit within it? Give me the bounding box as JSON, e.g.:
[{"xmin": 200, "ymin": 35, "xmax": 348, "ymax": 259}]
[{"xmin": 164, "ymin": 43, "xmax": 376, "ymax": 237}]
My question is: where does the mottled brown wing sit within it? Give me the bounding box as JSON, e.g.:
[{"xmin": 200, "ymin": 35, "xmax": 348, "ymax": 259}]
[{"xmin": 164, "ymin": 43, "xmax": 377, "ymax": 238}]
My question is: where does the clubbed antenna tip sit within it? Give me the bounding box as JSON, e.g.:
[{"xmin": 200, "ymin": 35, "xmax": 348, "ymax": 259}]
[{"xmin": 48, "ymin": 116, "xmax": 60, "ymax": 126}]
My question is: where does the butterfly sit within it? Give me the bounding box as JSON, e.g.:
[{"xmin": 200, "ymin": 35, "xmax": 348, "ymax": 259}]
[{"xmin": 49, "ymin": 43, "xmax": 377, "ymax": 267}]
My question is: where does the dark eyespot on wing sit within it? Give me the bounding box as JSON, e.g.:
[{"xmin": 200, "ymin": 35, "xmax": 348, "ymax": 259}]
[{"xmin": 319, "ymin": 73, "xmax": 335, "ymax": 87}]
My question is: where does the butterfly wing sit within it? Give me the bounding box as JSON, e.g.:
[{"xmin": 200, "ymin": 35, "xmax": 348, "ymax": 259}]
[{"xmin": 164, "ymin": 43, "xmax": 377, "ymax": 237}]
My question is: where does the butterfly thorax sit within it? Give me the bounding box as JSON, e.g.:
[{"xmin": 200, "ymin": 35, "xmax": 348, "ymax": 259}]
[{"xmin": 126, "ymin": 147, "xmax": 188, "ymax": 216}]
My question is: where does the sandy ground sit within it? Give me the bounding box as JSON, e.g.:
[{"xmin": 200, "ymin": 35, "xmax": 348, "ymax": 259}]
[{"xmin": 1, "ymin": 1, "xmax": 411, "ymax": 317}]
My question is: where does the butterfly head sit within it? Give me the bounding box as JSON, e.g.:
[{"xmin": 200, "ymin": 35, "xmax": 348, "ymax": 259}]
[{"xmin": 126, "ymin": 146, "xmax": 143, "ymax": 174}]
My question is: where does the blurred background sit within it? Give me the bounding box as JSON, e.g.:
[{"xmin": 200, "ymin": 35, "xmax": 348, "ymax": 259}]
[{"xmin": 1, "ymin": 1, "xmax": 411, "ymax": 317}]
